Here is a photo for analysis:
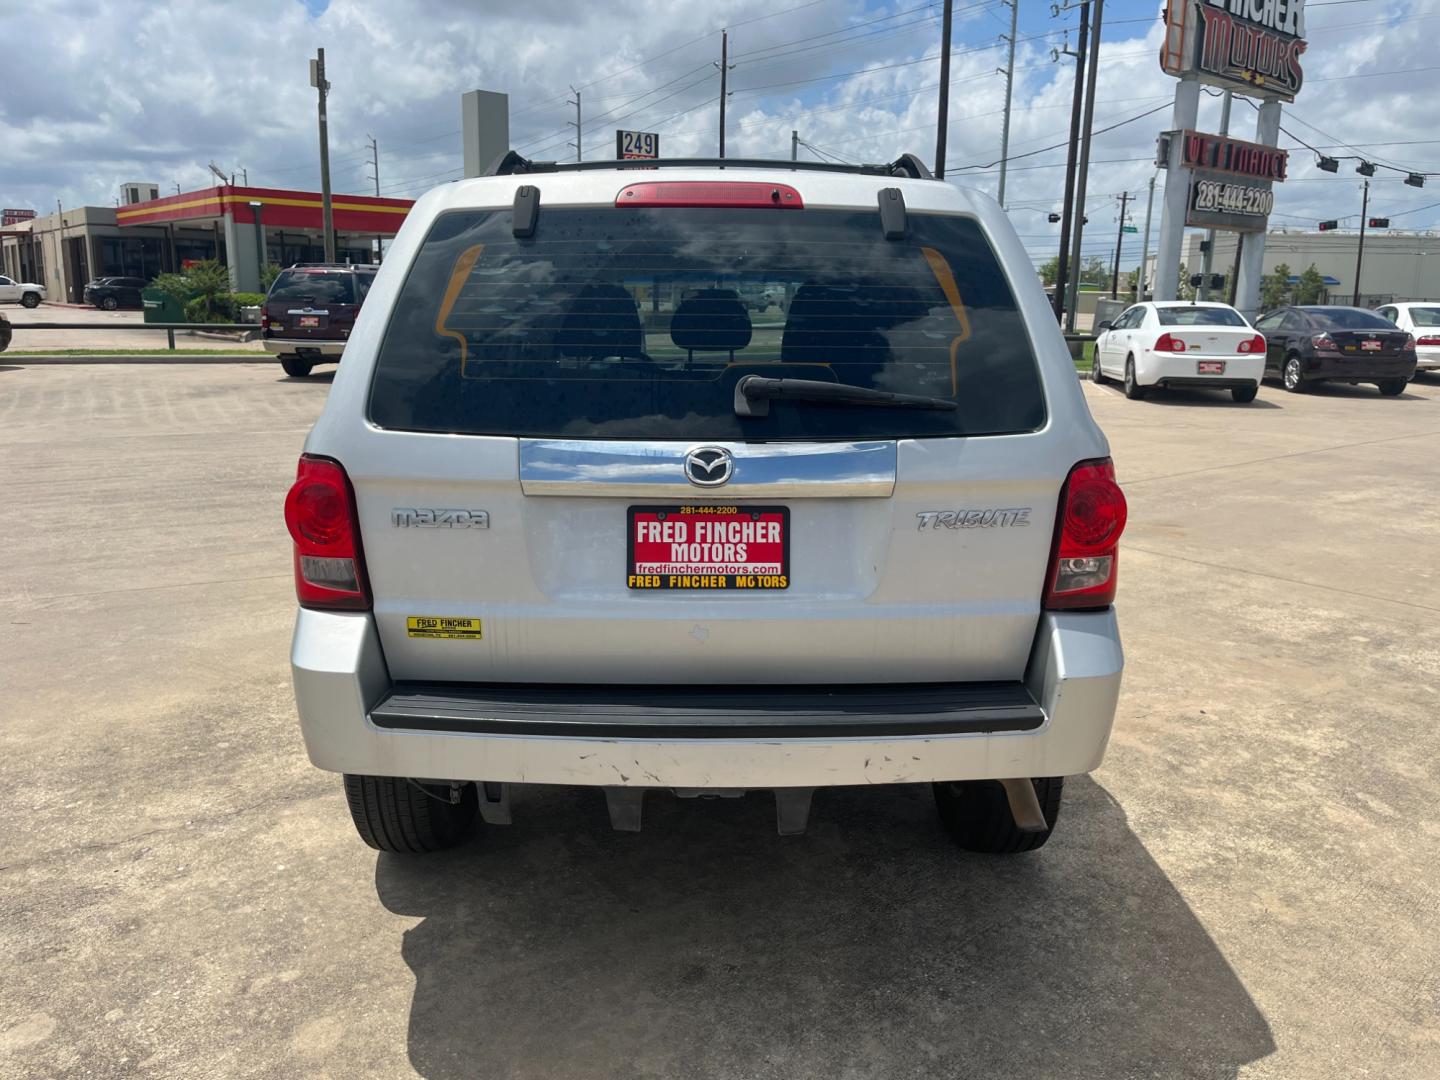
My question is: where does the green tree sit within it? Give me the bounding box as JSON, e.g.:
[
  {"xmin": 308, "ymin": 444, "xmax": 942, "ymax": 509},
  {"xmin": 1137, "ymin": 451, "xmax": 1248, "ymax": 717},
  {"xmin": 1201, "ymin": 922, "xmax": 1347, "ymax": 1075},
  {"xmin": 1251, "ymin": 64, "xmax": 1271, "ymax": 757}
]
[
  {"xmin": 1177, "ymin": 262, "xmax": 1193, "ymax": 300},
  {"xmin": 1260, "ymin": 262, "xmax": 1292, "ymax": 311},
  {"xmin": 1038, "ymin": 256, "xmax": 1059, "ymax": 287},
  {"xmin": 1294, "ymin": 263, "xmax": 1326, "ymax": 305},
  {"xmin": 1079, "ymin": 256, "xmax": 1109, "ymax": 287},
  {"xmin": 260, "ymin": 262, "xmax": 282, "ymax": 291}
]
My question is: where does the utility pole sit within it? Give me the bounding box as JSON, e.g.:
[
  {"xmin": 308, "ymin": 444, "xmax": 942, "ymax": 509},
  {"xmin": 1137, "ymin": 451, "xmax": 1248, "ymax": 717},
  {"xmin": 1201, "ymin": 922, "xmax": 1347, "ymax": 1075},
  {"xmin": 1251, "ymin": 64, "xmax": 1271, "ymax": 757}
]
[
  {"xmin": 1051, "ymin": 3, "xmax": 1089, "ymax": 322},
  {"xmin": 367, "ymin": 134, "xmax": 382, "ymax": 261},
  {"xmin": 310, "ymin": 49, "xmax": 335, "ymax": 263},
  {"xmin": 1137, "ymin": 172, "xmax": 1156, "ymax": 299},
  {"xmin": 997, "ymin": 0, "xmax": 1019, "ymax": 206},
  {"xmin": 1228, "ymin": 234, "xmax": 1244, "ymax": 306},
  {"xmin": 791, "ymin": 130, "xmax": 799, "ymax": 161},
  {"xmin": 935, "ymin": 0, "xmax": 954, "ymax": 178},
  {"xmin": 567, "ymin": 86, "xmax": 582, "ymax": 162},
  {"xmin": 1354, "ymin": 177, "xmax": 1370, "ymax": 306},
  {"xmin": 240, "ymin": 168, "xmax": 248, "ymax": 185},
  {"xmin": 1065, "ymin": 0, "xmax": 1104, "ymax": 332},
  {"xmin": 1198, "ymin": 90, "xmax": 1233, "ymax": 301},
  {"xmin": 718, "ymin": 32, "xmax": 731, "ymax": 158},
  {"xmin": 1111, "ymin": 190, "xmax": 1130, "ymax": 298}
]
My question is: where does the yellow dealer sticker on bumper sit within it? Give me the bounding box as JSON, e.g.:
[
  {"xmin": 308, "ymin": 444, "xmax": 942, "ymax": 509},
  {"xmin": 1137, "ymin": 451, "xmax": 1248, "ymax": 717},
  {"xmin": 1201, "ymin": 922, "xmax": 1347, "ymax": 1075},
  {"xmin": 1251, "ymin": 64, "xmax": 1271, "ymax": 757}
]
[{"xmin": 406, "ymin": 616, "xmax": 483, "ymax": 640}]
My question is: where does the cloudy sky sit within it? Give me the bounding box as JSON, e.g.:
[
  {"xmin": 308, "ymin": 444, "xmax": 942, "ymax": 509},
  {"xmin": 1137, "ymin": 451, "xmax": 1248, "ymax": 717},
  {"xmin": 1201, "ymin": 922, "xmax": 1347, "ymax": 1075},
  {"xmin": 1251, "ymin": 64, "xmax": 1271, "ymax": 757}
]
[{"xmin": 3, "ymin": 0, "xmax": 1438, "ymax": 270}]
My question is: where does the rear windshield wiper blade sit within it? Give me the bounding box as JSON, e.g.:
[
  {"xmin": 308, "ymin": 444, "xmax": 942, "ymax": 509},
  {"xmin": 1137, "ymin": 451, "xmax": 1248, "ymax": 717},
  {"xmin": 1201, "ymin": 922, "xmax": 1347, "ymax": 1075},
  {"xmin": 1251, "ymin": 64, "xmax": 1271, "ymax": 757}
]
[{"xmin": 734, "ymin": 374, "xmax": 957, "ymax": 418}]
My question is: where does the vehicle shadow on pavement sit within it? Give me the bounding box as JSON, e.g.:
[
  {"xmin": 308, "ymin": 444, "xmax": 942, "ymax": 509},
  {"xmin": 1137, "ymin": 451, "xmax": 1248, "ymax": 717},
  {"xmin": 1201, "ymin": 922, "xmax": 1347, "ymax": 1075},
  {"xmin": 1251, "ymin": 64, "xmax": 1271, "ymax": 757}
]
[{"xmin": 376, "ymin": 776, "xmax": 1274, "ymax": 1079}]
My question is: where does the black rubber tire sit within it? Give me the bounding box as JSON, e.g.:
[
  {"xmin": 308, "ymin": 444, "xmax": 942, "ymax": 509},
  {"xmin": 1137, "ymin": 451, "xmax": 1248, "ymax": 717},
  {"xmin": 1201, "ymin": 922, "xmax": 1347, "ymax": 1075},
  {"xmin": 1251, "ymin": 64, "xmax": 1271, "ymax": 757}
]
[
  {"xmin": 1283, "ymin": 354, "xmax": 1307, "ymax": 393},
  {"xmin": 342, "ymin": 775, "xmax": 478, "ymax": 853},
  {"xmin": 1378, "ymin": 379, "xmax": 1407, "ymax": 396},
  {"xmin": 100, "ymin": 296, "xmax": 118, "ymax": 311},
  {"xmin": 1090, "ymin": 353, "xmax": 1106, "ymax": 383},
  {"xmin": 20, "ymin": 292, "xmax": 41, "ymax": 308},
  {"xmin": 280, "ymin": 357, "xmax": 314, "ymax": 377},
  {"xmin": 1123, "ymin": 357, "xmax": 1145, "ymax": 400},
  {"xmin": 1232, "ymin": 384, "xmax": 1259, "ymax": 404},
  {"xmin": 933, "ymin": 777, "xmax": 1063, "ymax": 854}
]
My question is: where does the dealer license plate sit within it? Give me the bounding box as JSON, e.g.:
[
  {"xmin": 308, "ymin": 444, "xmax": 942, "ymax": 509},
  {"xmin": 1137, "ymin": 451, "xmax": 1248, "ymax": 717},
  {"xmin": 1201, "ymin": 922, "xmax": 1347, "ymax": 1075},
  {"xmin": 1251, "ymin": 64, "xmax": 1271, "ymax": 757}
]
[
  {"xmin": 628, "ymin": 505, "xmax": 789, "ymax": 590},
  {"xmin": 299, "ymin": 315, "xmax": 321, "ymax": 328},
  {"xmin": 1360, "ymin": 339, "xmax": 1382, "ymax": 351},
  {"xmin": 1197, "ymin": 360, "xmax": 1226, "ymax": 374}
]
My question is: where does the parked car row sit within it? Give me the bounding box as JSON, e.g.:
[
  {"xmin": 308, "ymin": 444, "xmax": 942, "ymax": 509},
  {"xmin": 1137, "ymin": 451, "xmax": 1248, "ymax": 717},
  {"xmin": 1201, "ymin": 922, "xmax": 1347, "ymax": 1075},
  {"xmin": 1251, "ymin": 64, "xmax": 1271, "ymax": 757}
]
[
  {"xmin": 0, "ymin": 275, "xmax": 46, "ymax": 307},
  {"xmin": 1094, "ymin": 300, "xmax": 1426, "ymax": 402}
]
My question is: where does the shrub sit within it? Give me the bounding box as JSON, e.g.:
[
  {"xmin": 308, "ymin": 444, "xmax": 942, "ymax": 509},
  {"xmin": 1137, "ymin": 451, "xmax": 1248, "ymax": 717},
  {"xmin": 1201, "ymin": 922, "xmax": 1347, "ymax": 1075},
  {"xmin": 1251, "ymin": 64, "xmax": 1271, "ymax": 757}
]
[
  {"xmin": 232, "ymin": 292, "xmax": 266, "ymax": 308},
  {"xmin": 184, "ymin": 293, "xmax": 238, "ymax": 324},
  {"xmin": 260, "ymin": 262, "xmax": 282, "ymax": 290}
]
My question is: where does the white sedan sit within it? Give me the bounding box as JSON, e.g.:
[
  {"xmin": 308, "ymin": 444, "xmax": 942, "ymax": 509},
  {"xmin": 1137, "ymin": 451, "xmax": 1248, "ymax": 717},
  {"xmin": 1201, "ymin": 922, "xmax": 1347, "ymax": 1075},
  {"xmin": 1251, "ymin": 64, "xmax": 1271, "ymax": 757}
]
[
  {"xmin": 0, "ymin": 274, "xmax": 46, "ymax": 307},
  {"xmin": 1092, "ymin": 300, "xmax": 1265, "ymax": 403},
  {"xmin": 1374, "ymin": 302, "xmax": 1440, "ymax": 373}
]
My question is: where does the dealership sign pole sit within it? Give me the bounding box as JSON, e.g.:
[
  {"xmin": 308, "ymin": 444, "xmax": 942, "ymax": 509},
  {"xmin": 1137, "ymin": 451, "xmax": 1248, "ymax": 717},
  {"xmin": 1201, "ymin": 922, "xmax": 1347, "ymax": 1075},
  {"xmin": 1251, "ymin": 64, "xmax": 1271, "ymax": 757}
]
[{"xmin": 1152, "ymin": 0, "xmax": 1306, "ymax": 314}]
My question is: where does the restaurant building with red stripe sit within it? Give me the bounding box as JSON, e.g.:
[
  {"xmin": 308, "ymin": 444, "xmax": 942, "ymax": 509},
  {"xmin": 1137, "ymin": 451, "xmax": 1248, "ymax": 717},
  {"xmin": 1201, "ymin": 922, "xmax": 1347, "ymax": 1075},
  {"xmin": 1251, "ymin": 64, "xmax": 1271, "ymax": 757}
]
[{"xmin": 1, "ymin": 183, "xmax": 413, "ymax": 303}]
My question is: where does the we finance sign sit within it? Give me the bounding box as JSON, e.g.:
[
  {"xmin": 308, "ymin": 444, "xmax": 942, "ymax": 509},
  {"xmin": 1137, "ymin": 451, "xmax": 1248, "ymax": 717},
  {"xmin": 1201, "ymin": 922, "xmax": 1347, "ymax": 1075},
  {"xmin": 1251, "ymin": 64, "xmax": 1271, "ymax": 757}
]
[{"xmin": 1163, "ymin": 0, "xmax": 1307, "ymax": 102}]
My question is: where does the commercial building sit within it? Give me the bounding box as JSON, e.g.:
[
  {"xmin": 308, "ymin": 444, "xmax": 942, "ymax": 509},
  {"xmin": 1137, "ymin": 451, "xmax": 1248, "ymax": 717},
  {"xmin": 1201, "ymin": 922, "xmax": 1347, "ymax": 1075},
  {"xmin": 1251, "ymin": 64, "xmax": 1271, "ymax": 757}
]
[
  {"xmin": 1145, "ymin": 229, "xmax": 1440, "ymax": 307},
  {"xmin": 1, "ymin": 184, "xmax": 414, "ymax": 303}
]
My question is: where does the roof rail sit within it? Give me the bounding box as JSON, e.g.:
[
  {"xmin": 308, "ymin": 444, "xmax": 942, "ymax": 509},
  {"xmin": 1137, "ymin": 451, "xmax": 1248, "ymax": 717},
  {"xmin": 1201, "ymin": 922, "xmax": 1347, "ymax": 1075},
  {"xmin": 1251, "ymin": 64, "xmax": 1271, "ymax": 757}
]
[{"xmin": 486, "ymin": 150, "xmax": 934, "ymax": 181}]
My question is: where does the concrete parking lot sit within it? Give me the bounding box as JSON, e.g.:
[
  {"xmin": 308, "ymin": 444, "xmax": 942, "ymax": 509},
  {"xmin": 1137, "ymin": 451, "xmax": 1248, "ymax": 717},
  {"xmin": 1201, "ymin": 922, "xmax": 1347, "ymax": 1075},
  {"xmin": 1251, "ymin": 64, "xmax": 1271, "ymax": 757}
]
[
  {"xmin": 4, "ymin": 302, "xmax": 267, "ymax": 352},
  {"xmin": 2, "ymin": 359, "xmax": 1438, "ymax": 1079}
]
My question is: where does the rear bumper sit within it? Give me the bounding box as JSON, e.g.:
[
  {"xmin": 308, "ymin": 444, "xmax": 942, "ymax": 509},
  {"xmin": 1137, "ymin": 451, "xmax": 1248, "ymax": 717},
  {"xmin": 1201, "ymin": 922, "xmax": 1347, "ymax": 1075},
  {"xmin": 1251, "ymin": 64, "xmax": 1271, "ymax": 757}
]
[
  {"xmin": 291, "ymin": 608, "xmax": 1124, "ymax": 786},
  {"xmin": 1136, "ymin": 352, "xmax": 1262, "ymax": 388},
  {"xmin": 1412, "ymin": 346, "xmax": 1440, "ymax": 371},
  {"xmin": 1305, "ymin": 353, "xmax": 1416, "ymax": 381},
  {"xmin": 262, "ymin": 337, "xmax": 345, "ymax": 359}
]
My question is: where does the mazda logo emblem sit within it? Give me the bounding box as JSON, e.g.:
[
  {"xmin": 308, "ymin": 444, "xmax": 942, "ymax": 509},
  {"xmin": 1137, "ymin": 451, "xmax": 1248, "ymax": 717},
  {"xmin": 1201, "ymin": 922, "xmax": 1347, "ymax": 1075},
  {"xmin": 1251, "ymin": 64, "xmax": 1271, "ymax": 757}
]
[{"xmin": 685, "ymin": 446, "xmax": 734, "ymax": 487}]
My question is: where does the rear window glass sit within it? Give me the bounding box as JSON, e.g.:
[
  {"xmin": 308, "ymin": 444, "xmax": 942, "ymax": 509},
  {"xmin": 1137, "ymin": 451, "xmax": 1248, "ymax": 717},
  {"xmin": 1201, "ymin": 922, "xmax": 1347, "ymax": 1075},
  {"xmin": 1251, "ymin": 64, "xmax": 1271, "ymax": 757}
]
[
  {"xmin": 1408, "ymin": 306, "xmax": 1440, "ymax": 327},
  {"xmin": 367, "ymin": 207, "xmax": 1045, "ymax": 441},
  {"xmin": 268, "ymin": 269, "xmax": 356, "ymax": 304},
  {"xmin": 1155, "ymin": 306, "xmax": 1247, "ymax": 327},
  {"xmin": 1305, "ymin": 308, "xmax": 1394, "ymax": 330}
]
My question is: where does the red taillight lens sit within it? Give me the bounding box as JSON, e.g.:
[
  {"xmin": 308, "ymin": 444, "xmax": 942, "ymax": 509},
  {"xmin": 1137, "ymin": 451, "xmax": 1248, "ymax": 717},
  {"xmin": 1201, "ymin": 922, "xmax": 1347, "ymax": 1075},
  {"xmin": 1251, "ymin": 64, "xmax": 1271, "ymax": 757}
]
[
  {"xmin": 1403, "ymin": 334, "xmax": 1417, "ymax": 351},
  {"xmin": 615, "ymin": 181, "xmax": 804, "ymax": 209},
  {"xmin": 1312, "ymin": 333, "xmax": 1338, "ymax": 352},
  {"xmin": 284, "ymin": 455, "xmax": 370, "ymax": 610},
  {"xmin": 1416, "ymin": 336, "xmax": 1440, "ymax": 347},
  {"xmin": 1045, "ymin": 459, "xmax": 1128, "ymax": 611},
  {"xmin": 1154, "ymin": 332, "xmax": 1187, "ymax": 352},
  {"xmin": 1237, "ymin": 334, "xmax": 1266, "ymax": 353}
]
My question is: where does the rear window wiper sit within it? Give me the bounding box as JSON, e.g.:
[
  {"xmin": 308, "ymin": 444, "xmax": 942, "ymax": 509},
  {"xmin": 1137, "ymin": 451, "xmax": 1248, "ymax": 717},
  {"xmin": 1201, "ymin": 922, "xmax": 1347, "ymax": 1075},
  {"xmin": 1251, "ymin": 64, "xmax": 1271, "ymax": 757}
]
[{"xmin": 734, "ymin": 374, "xmax": 957, "ymax": 418}]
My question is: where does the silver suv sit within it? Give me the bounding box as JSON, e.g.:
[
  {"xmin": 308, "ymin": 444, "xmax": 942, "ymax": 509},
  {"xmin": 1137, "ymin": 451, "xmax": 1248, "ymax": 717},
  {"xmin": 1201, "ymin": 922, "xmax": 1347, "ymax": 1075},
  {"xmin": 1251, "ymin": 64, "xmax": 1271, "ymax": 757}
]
[{"xmin": 287, "ymin": 154, "xmax": 1127, "ymax": 855}]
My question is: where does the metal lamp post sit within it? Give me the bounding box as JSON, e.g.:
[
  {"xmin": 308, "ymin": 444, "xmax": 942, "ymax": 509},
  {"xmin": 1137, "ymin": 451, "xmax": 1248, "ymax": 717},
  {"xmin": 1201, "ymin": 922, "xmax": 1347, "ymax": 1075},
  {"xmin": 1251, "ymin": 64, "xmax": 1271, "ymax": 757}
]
[{"xmin": 247, "ymin": 201, "xmax": 265, "ymax": 291}]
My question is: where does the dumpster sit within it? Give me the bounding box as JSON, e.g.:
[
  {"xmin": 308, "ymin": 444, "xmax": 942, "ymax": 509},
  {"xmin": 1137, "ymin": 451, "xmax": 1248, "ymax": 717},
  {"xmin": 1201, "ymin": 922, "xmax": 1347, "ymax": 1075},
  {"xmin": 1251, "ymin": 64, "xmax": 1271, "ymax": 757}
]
[{"xmin": 142, "ymin": 288, "xmax": 186, "ymax": 323}]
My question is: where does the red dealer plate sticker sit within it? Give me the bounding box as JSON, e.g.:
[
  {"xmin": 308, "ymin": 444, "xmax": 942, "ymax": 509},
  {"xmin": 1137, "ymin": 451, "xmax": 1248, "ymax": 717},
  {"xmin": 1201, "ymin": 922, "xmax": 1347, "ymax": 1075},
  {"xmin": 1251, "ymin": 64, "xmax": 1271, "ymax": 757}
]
[
  {"xmin": 628, "ymin": 505, "xmax": 789, "ymax": 590},
  {"xmin": 1197, "ymin": 360, "xmax": 1226, "ymax": 374},
  {"xmin": 1361, "ymin": 339, "xmax": 1382, "ymax": 351},
  {"xmin": 299, "ymin": 315, "xmax": 321, "ymax": 328}
]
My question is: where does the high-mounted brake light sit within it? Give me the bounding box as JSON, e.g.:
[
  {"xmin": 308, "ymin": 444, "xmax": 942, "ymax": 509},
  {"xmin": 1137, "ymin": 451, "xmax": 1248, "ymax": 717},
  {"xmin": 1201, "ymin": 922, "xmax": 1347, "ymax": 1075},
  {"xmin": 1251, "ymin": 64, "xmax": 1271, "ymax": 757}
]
[
  {"xmin": 1237, "ymin": 334, "xmax": 1266, "ymax": 353},
  {"xmin": 1154, "ymin": 332, "xmax": 1187, "ymax": 353},
  {"xmin": 284, "ymin": 455, "xmax": 370, "ymax": 610},
  {"xmin": 615, "ymin": 181, "xmax": 804, "ymax": 209},
  {"xmin": 1045, "ymin": 458, "xmax": 1128, "ymax": 611}
]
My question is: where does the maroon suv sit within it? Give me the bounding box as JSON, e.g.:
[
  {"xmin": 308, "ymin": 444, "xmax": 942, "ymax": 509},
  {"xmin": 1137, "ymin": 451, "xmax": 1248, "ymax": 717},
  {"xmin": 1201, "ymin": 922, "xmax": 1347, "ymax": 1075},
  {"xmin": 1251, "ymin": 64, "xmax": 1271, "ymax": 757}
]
[{"xmin": 262, "ymin": 263, "xmax": 378, "ymax": 377}]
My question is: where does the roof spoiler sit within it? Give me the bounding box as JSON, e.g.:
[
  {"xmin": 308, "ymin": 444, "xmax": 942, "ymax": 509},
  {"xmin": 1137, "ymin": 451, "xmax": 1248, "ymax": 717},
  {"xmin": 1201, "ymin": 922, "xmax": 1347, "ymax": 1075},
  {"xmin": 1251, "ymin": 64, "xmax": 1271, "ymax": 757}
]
[{"xmin": 484, "ymin": 150, "xmax": 935, "ymax": 181}]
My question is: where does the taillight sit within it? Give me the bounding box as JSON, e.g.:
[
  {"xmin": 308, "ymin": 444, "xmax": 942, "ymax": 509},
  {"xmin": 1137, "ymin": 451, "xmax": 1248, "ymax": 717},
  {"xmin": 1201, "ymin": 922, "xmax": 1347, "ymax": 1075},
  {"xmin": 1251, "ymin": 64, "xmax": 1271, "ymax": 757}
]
[
  {"xmin": 615, "ymin": 181, "xmax": 804, "ymax": 208},
  {"xmin": 1154, "ymin": 332, "xmax": 1187, "ymax": 352},
  {"xmin": 1237, "ymin": 334, "xmax": 1266, "ymax": 353},
  {"xmin": 1045, "ymin": 459, "xmax": 1128, "ymax": 611},
  {"xmin": 1403, "ymin": 334, "xmax": 1417, "ymax": 351},
  {"xmin": 284, "ymin": 455, "xmax": 370, "ymax": 610},
  {"xmin": 1312, "ymin": 333, "xmax": 1339, "ymax": 352},
  {"xmin": 1416, "ymin": 336, "xmax": 1440, "ymax": 347}
]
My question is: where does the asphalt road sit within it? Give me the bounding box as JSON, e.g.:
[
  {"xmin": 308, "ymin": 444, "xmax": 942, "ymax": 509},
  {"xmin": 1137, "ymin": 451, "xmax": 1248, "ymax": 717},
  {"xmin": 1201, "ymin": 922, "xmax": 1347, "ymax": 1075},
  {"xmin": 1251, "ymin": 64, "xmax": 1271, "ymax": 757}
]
[{"xmin": 2, "ymin": 360, "xmax": 1438, "ymax": 1079}]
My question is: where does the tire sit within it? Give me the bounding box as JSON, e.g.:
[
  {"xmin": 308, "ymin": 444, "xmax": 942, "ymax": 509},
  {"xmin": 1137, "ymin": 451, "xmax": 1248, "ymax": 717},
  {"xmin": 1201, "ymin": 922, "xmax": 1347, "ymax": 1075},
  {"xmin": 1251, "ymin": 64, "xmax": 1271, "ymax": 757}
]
[
  {"xmin": 20, "ymin": 292, "xmax": 41, "ymax": 308},
  {"xmin": 1283, "ymin": 354, "xmax": 1307, "ymax": 393},
  {"xmin": 933, "ymin": 777, "xmax": 1063, "ymax": 854},
  {"xmin": 1231, "ymin": 384, "xmax": 1259, "ymax": 404},
  {"xmin": 280, "ymin": 357, "xmax": 314, "ymax": 377},
  {"xmin": 1090, "ymin": 352, "xmax": 1106, "ymax": 383},
  {"xmin": 1123, "ymin": 356, "xmax": 1145, "ymax": 400},
  {"xmin": 100, "ymin": 296, "xmax": 118, "ymax": 311},
  {"xmin": 1378, "ymin": 379, "xmax": 1407, "ymax": 396},
  {"xmin": 342, "ymin": 775, "xmax": 478, "ymax": 853}
]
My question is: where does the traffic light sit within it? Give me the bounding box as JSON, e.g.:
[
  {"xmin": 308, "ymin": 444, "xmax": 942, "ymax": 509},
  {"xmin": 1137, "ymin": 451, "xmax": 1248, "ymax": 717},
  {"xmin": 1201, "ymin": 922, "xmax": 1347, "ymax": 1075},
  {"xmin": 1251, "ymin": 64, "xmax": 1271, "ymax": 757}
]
[
  {"xmin": 1318, "ymin": 220, "xmax": 1339, "ymax": 231},
  {"xmin": 1048, "ymin": 213, "xmax": 1060, "ymax": 223},
  {"xmin": 1357, "ymin": 161, "xmax": 1376, "ymax": 177},
  {"xmin": 1189, "ymin": 274, "xmax": 1204, "ymax": 288},
  {"xmin": 1317, "ymin": 156, "xmax": 1339, "ymax": 173},
  {"xmin": 1368, "ymin": 217, "xmax": 1390, "ymax": 228},
  {"xmin": 1406, "ymin": 173, "xmax": 1426, "ymax": 188},
  {"xmin": 1209, "ymin": 274, "xmax": 1225, "ymax": 291}
]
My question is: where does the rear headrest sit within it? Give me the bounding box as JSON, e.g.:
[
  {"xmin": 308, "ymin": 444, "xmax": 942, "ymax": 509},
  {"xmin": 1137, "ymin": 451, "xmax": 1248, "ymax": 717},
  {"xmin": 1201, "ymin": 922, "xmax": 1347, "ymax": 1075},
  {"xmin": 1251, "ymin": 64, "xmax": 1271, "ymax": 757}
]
[
  {"xmin": 671, "ymin": 289, "xmax": 752, "ymax": 353},
  {"xmin": 554, "ymin": 284, "xmax": 644, "ymax": 358}
]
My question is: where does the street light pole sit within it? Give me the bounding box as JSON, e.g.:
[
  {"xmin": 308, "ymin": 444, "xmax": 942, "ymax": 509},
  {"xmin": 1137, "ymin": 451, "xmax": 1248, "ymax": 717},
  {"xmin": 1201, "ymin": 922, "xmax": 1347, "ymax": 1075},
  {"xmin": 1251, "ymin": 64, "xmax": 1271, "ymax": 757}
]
[
  {"xmin": 935, "ymin": 0, "xmax": 953, "ymax": 179},
  {"xmin": 311, "ymin": 49, "xmax": 335, "ymax": 263},
  {"xmin": 997, "ymin": 0, "xmax": 1019, "ymax": 207},
  {"xmin": 247, "ymin": 200, "xmax": 264, "ymax": 291},
  {"xmin": 1052, "ymin": 2, "xmax": 1090, "ymax": 322}
]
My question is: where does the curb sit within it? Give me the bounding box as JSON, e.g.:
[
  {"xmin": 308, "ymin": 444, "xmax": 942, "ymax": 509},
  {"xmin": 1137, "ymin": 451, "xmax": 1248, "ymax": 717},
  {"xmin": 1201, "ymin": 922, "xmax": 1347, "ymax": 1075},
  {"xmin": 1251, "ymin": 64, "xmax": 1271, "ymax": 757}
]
[{"xmin": 2, "ymin": 354, "xmax": 273, "ymax": 365}]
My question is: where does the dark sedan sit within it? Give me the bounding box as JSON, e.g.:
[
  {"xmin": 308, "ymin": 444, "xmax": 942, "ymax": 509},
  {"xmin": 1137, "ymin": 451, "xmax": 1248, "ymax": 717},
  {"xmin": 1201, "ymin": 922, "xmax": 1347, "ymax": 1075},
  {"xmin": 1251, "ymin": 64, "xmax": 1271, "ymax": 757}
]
[
  {"xmin": 0, "ymin": 310, "xmax": 10, "ymax": 353},
  {"xmin": 1254, "ymin": 306, "xmax": 1416, "ymax": 395},
  {"xmin": 82, "ymin": 276, "xmax": 148, "ymax": 310}
]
